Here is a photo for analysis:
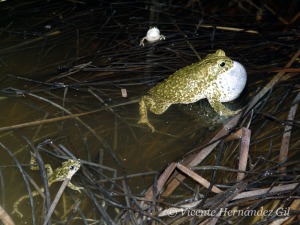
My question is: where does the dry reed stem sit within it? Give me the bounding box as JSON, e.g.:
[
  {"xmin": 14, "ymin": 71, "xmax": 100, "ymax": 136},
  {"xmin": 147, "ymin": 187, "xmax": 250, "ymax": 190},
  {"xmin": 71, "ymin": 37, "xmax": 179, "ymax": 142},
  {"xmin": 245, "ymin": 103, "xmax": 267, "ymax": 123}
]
[
  {"xmin": 270, "ymin": 199, "xmax": 300, "ymax": 225},
  {"xmin": 0, "ymin": 99, "xmax": 138, "ymax": 132},
  {"xmin": 145, "ymin": 162, "xmax": 223, "ymax": 208},
  {"xmin": 270, "ymin": 218, "xmax": 290, "ymax": 225},
  {"xmin": 232, "ymin": 183, "xmax": 299, "ymax": 201},
  {"xmin": 46, "ymin": 62, "xmax": 92, "ymax": 82},
  {"xmin": 237, "ymin": 128, "xmax": 251, "ymax": 181},
  {"xmin": 0, "ymin": 31, "xmax": 61, "ymax": 55},
  {"xmin": 176, "ymin": 164, "xmax": 223, "ymax": 194},
  {"xmin": 198, "ymin": 24, "xmax": 259, "ymax": 34},
  {"xmin": 160, "ymin": 114, "xmax": 242, "ymax": 198},
  {"xmin": 279, "ymin": 92, "xmax": 300, "ymax": 173},
  {"xmin": 272, "ymin": 68, "xmax": 300, "ymax": 73},
  {"xmin": 143, "ymin": 163, "xmax": 177, "ymax": 206},
  {"xmin": 290, "ymin": 12, "xmax": 300, "ymax": 23},
  {"xmin": 0, "ymin": 205, "xmax": 15, "ymax": 225}
]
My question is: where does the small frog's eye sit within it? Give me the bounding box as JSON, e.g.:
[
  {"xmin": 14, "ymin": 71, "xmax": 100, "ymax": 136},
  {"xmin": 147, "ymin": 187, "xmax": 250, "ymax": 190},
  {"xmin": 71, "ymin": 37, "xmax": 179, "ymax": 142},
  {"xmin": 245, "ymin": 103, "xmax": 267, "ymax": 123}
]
[
  {"xmin": 69, "ymin": 165, "xmax": 75, "ymax": 170},
  {"xmin": 220, "ymin": 62, "xmax": 225, "ymax": 67}
]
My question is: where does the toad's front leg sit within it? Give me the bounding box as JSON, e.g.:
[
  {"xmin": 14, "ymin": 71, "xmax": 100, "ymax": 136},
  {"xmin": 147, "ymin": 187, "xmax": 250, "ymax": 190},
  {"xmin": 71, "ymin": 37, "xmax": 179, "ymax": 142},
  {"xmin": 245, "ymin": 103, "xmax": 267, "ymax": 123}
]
[
  {"xmin": 207, "ymin": 97, "xmax": 241, "ymax": 117},
  {"xmin": 67, "ymin": 182, "xmax": 84, "ymax": 193}
]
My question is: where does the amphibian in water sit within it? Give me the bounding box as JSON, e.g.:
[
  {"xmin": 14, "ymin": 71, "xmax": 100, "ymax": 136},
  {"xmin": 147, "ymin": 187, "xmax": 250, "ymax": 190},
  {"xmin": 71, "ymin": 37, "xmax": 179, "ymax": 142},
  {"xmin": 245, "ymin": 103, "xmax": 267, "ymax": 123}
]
[
  {"xmin": 140, "ymin": 27, "xmax": 166, "ymax": 46},
  {"xmin": 138, "ymin": 49, "xmax": 247, "ymax": 132},
  {"xmin": 12, "ymin": 154, "xmax": 83, "ymax": 218}
]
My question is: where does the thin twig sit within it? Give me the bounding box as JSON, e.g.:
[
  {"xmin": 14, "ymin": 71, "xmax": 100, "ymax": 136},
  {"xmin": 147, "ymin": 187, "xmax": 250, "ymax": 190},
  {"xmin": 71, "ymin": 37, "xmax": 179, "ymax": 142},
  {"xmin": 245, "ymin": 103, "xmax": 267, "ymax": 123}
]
[
  {"xmin": 0, "ymin": 99, "xmax": 138, "ymax": 132},
  {"xmin": 42, "ymin": 179, "xmax": 70, "ymax": 225}
]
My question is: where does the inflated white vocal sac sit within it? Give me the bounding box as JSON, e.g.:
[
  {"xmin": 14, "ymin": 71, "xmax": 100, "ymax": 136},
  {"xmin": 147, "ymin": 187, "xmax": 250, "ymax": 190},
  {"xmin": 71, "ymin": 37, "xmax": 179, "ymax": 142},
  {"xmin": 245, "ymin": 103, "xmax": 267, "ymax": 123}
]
[{"xmin": 214, "ymin": 60, "xmax": 247, "ymax": 102}]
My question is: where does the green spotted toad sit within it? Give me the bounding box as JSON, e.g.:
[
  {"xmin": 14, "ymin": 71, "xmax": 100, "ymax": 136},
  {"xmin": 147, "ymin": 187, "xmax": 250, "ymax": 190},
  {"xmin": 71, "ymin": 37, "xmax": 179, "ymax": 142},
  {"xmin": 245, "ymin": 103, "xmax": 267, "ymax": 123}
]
[
  {"xmin": 138, "ymin": 49, "xmax": 247, "ymax": 132},
  {"xmin": 12, "ymin": 154, "xmax": 83, "ymax": 217}
]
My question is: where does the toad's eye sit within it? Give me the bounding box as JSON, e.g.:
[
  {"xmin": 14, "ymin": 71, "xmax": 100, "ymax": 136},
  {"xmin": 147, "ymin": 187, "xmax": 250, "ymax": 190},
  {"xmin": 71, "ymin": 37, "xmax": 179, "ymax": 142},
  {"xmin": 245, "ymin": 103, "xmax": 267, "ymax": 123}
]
[
  {"xmin": 69, "ymin": 165, "xmax": 75, "ymax": 170},
  {"xmin": 220, "ymin": 62, "xmax": 225, "ymax": 67}
]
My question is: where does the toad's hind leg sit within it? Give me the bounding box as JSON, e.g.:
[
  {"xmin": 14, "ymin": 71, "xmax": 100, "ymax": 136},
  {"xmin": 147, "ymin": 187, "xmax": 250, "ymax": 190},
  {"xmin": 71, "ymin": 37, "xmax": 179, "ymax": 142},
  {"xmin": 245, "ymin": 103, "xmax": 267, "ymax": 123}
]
[
  {"xmin": 12, "ymin": 153, "xmax": 53, "ymax": 218},
  {"xmin": 12, "ymin": 190, "xmax": 40, "ymax": 218},
  {"xmin": 138, "ymin": 96, "xmax": 155, "ymax": 132},
  {"xmin": 138, "ymin": 96, "xmax": 171, "ymax": 132}
]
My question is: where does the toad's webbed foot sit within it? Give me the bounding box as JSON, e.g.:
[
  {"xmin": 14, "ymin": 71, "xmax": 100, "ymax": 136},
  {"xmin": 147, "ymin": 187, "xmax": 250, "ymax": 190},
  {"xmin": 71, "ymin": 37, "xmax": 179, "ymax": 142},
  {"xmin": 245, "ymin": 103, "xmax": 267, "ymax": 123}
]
[
  {"xmin": 138, "ymin": 97, "xmax": 155, "ymax": 132},
  {"xmin": 208, "ymin": 98, "xmax": 242, "ymax": 117}
]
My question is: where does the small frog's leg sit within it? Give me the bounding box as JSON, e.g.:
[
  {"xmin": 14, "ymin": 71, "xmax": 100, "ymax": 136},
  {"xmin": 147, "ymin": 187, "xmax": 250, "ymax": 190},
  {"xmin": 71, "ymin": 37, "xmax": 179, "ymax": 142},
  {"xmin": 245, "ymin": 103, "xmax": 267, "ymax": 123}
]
[
  {"xmin": 30, "ymin": 152, "xmax": 39, "ymax": 171},
  {"xmin": 67, "ymin": 182, "xmax": 84, "ymax": 193},
  {"xmin": 207, "ymin": 97, "xmax": 240, "ymax": 117},
  {"xmin": 30, "ymin": 152, "xmax": 53, "ymax": 177},
  {"xmin": 139, "ymin": 37, "xmax": 146, "ymax": 46},
  {"xmin": 159, "ymin": 35, "xmax": 166, "ymax": 40},
  {"xmin": 12, "ymin": 190, "xmax": 41, "ymax": 218},
  {"xmin": 44, "ymin": 164, "xmax": 53, "ymax": 178},
  {"xmin": 138, "ymin": 96, "xmax": 155, "ymax": 132},
  {"xmin": 13, "ymin": 153, "xmax": 51, "ymax": 218}
]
